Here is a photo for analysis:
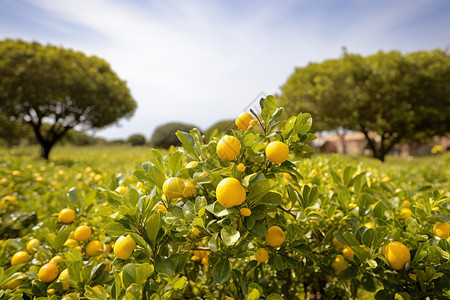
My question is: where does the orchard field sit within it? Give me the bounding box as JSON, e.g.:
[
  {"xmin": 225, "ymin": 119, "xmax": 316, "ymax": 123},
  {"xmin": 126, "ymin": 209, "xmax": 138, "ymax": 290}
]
[{"xmin": 1, "ymin": 99, "xmax": 449, "ymax": 300}]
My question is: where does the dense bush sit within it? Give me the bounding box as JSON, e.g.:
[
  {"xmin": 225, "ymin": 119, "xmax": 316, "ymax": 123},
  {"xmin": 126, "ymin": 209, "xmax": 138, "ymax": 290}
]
[
  {"xmin": 127, "ymin": 134, "xmax": 146, "ymax": 146},
  {"xmin": 204, "ymin": 119, "xmax": 236, "ymax": 141},
  {"xmin": 150, "ymin": 122, "xmax": 201, "ymax": 149}
]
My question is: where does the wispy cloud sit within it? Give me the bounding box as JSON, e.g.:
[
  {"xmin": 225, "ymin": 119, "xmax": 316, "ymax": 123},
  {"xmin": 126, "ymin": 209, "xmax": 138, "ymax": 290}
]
[{"xmin": 1, "ymin": 0, "xmax": 449, "ymax": 139}]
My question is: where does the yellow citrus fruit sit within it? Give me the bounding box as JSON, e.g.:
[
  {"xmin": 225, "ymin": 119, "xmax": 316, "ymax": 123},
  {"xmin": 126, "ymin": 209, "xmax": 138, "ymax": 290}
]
[
  {"xmin": 435, "ymin": 222, "xmax": 450, "ymax": 239},
  {"xmin": 216, "ymin": 177, "xmax": 246, "ymax": 208},
  {"xmin": 383, "ymin": 241, "xmax": 411, "ymax": 270},
  {"xmin": 93, "ymin": 174, "xmax": 103, "ymax": 183},
  {"xmin": 185, "ymin": 161, "xmax": 198, "ymax": 168},
  {"xmin": 364, "ymin": 222, "xmax": 374, "ymax": 229},
  {"xmin": 50, "ymin": 255, "xmax": 63, "ymax": 264},
  {"xmin": 73, "ymin": 225, "xmax": 92, "ymax": 242},
  {"xmin": 283, "ymin": 173, "xmax": 292, "ymax": 179},
  {"xmin": 3, "ymin": 272, "xmax": 26, "ymax": 289},
  {"xmin": 38, "ymin": 262, "xmax": 59, "ymax": 283},
  {"xmin": 11, "ymin": 251, "xmax": 30, "ymax": 266},
  {"xmin": 201, "ymin": 256, "xmax": 209, "ymax": 267},
  {"xmin": 58, "ymin": 268, "xmax": 70, "ymax": 290},
  {"xmin": 342, "ymin": 246, "xmax": 355, "ymax": 261},
  {"xmin": 64, "ymin": 239, "xmax": 79, "ymax": 248},
  {"xmin": 402, "ymin": 200, "xmax": 411, "ymax": 208},
  {"xmin": 182, "ymin": 181, "xmax": 196, "ymax": 198},
  {"xmin": 332, "ymin": 237, "xmax": 345, "ymax": 250},
  {"xmin": 157, "ymin": 204, "xmax": 167, "ymax": 213},
  {"xmin": 26, "ymin": 238, "xmax": 40, "ymax": 254},
  {"xmin": 48, "ymin": 288, "xmax": 55, "ymax": 295},
  {"xmin": 237, "ymin": 163, "xmax": 246, "ymax": 172},
  {"xmin": 265, "ymin": 226, "xmax": 285, "ymax": 247},
  {"xmin": 235, "ymin": 112, "xmax": 255, "ymax": 130},
  {"xmin": 216, "ymin": 135, "xmax": 241, "ymax": 161},
  {"xmin": 255, "ymin": 248, "xmax": 269, "ymax": 263},
  {"xmin": 240, "ymin": 208, "xmax": 252, "ymax": 217},
  {"xmin": 265, "ymin": 141, "xmax": 289, "ymax": 164},
  {"xmin": 58, "ymin": 208, "xmax": 76, "ymax": 224},
  {"xmin": 332, "ymin": 254, "xmax": 349, "ymax": 275},
  {"xmin": 115, "ymin": 186, "xmax": 128, "ymax": 195},
  {"xmin": 114, "ymin": 235, "xmax": 136, "ymax": 260},
  {"xmin": 85, "ymin": 240, "xmax": 103, "ymax": 257},
  {"xmin": 399, "ymin": 208, "xmax": 412, "ymax": 220},
  {"xmin": 163, "ymin": 177, "xmax": 185, "ymax": 200},
  {"xmin": 12, "ymin": 170, "xmax": 21, "ymax": 177},
  {"xmin": 381, "ymin": 176, "xmax": 391, "ymax": 183}
]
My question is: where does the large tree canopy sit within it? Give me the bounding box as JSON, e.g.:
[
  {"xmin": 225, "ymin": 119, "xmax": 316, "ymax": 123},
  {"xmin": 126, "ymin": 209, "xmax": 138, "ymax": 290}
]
[
  {"xmin": 0, "ymin": 39, "xmax": 137, "ymax": 159},
  {"xmin": 279, "ymin": 49, "xmax": 450, "ymax": 161}
]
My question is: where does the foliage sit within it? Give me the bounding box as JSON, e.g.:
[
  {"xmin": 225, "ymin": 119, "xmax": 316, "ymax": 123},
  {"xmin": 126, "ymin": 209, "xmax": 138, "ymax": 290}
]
[
  {"xmin": 279, "ymin": 49, "xmax": 450, "ymax": 161},
  {"xmin": 204, "ymin": 120, "xmax": 236, "ymax": 141},
  {"xmin": 0, "ymin": 116, "xmax": 33, "ymax": 146},
  {"xmin": 127, "ymin": 134, "xmax": 147, "ymax": 146},
  {"xmin": 0, "ymin": 96, "xmax": 448, "ymax": 299},
  {"xmin": 150, "ymin": 122, "xmax": 200, "ymax": 149},
  {"xmin": 0, "ymin": 39, "xmax": 137, "ymax": 159}
]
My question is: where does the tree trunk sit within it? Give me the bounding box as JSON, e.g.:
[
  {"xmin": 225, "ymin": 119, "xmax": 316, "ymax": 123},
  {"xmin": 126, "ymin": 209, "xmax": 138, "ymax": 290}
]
[{"xmin": 40, "ymin": 140, "xmax": 54, "ymax": 160}]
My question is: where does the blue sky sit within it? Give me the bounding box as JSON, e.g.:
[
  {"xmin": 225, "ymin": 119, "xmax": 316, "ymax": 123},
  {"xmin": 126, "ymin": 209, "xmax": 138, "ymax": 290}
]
[{"xmin": 1, "ymin": 0, "xmax": 449, "ymax": 140}]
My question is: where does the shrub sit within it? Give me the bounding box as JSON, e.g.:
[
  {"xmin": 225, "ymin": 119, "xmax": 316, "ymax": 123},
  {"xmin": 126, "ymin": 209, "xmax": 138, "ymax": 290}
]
[
  {"xmin": 150, "ymin": 122, "xmax": 201, "ymax": 149},
  {"xmin": 127, "ymin": 134, "xmax": 146, "ymax": 146}
]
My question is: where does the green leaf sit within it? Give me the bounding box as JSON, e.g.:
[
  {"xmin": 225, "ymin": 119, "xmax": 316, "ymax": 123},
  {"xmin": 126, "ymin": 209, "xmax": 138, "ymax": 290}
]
[
  {"xmin": 148, "ymin": 165, "xmax": 166, "ymax": 188},
  {"xmin": 261, "ymin": 95, "xmax": 277, "ymax": 123},
  {"xmin": 286, "ymin": 184, "xmax": 305, "ymax": 209},
  {"xmin": 246, "ymin": 288, "xmax": 260, "ymax": 300},
  {"xmin": 361, "ymin": 228, "xmax": 375, "ymax": 248},
  {"xmin": 259, "ymin": 190, "xmax": 283, "ymax": 205},
  {"xmin": 206, "ymin": 202, "xmax": 231, "ymax": 217},
  {"xmin": 146, "ymin": 213, "xmax": 161, "ymax": 249},
  {"xmin": 221, "ymin": 226, "xmax": 240, "ymax": 246},
  {"xmin": 293, "ymin": 113, "xmax": 312, "ymax": 135},
  {"xmin": 122, "ymin": 263, "xmax": 154, "ymax": 288},
  {"xmin": 53, "ymin": 227, "xmax": 71, "ymax": 252},
  {"xmin": 155, "ymin": 256, "xmax": 175, "ymax": 277},
  {"xmin": 168, "ymin": 151, "xmax": 183, "ymax": 176},
  {"xmin": 173, "ymin": 276, "xmax": 187, "ymax": 291},
  {"xmin": 212, "ymin": 258, "xmax": 231, "ymax": 284},
  {"xmin": 247, "ymin": 179, "xmax": 275, "ymax": 203},
  {"xmin": 250, "ymin": 223, "xmax": 267, "ymax": 238},
  {"xmin": 176, "ymin": 131, "xmax": 200, "ymax": 160},
  {"xmin": 104, "ymin": 222, "xmax": 132, "ymax": 236},
  {"xmin": 125, "ymin": 188, "xmax": 139, "ymax": 207},
  {"xmin": 266, "ymin": 293, "xmax": 284, "ymax": 300},
  {"xmin": 182, "ymin": 201, "xmax": 195, "ymax": 220},
  {"xmin": 209, "ymin": 233, "xmax": 220, "ymax": 252}
]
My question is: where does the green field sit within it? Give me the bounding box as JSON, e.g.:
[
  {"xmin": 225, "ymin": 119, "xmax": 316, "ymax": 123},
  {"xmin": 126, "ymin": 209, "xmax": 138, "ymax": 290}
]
[{"xmin": 1, "ymin": 144, "xmax": 449, "ymax": 299}]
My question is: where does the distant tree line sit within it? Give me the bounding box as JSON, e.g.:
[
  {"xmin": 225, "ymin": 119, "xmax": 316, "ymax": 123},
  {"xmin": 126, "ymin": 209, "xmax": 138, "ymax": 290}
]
[{"xmin": 279, "ymin": 49, "xmax": 449, "ymax": 161}]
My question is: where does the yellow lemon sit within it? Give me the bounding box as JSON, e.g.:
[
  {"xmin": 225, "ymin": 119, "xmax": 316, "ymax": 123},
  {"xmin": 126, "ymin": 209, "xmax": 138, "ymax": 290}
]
[
  {"xmin": 26, "ymin": 238, "xmax": 40, "ymax": 254},
  {"xmin": 58, "ymin": 208, "xmax": 76, "ymax": 224},
  {"xmin": 399, "ymin": 208, "xmax": 412, "ymax": 220},
  {"xmin": 93, "ymin": 174, "xmax": 103, "ymax": 183},
  {"xmin": 332, "ymin": 254, "xmax": 349, "ymax": 275},
  {"xmin": 217, "ymin": 135, "xmax": 241, "ymax": 161},
  {"xmin": 50, "ymin": 255, "xmax": 63, "ymax": 264},
  {"xmin": 3, "ymin": 272, "xmax": 26, "ymax": 289},
  {"xmin": 58, "ymin": 268, "xmax": 70, "ymax": 290},
  {"xmin": 85, "ymin": 240, "xmax": 103, "ymax": 257},
  {"xmin": 255, "ymin": 248, "xmax": 269, "ymax": 263},
  {"xmin": 11, "ymin": 251, "xmax": 30, "ymax": 266},
  {"xmin": 73, "ymin": 225, "xmax": 92, "ymax": 242},
  {"xmin": 265, "ymin": 226, "xmax": 285, "ymax": 247},
  {"xmin": 182, "ymin": 181, "xmax": 196, "ymax": 198},
  {"xmin": 332, "ymin": 237, "xmax": 345, "ymax": 250},
  {"xmin": 364, "ymin": 222, "xmax": 374, "ymax": 229},
  {"xmin": 342, "ymin": 246, "xmax": 355, "ymax": 261},
  {"xmin": 38, "ymin": 262, "xmax": 59, "ymax": 283},
  {"xmin": 240, "ymin": 208, "xmax": 252, "ymax": 217},
  {"xmin": 115, "ymin": 186, "xmax": 128, "ymax": 195},
  {"xmin": 12, "ymin": 170, "xmax": 22, "ymax": 177},
  {"xmin": 235, "ymin": 112, "xmax": 255, "ymax": 130},
  {"xmin": 157, "ymin": 204, "xmax": 167, "ymax": 213},
  {"xmin": 435, "ymin": 222, "xmax": 450, "ymax": 239},
  {"xmin": 402, "ymin": 200, "xmax": 411, "ymax": 208},
  {"xmin": 114, "ymin": 235, "xmax": 136, "ymax": 260},
  {"xmin": 163, "ymin": 177, "xmax": 185, "ymax": 200},
  {"xmin": 64, "ymin": 239, "xmax": 79, "ymax": 248},
  {"xmin": 265, "ymin": 141, "xmax": 289, "ymax": 164},
  {"xmin": 383, "ymin": 241, "xmax": 411, "ymax": 270},
  {"xmin": 237, "ymin": 163, "xmax": 246, "ymax": 172},
  {"xmin": 216, "ymin": 177, "xmax": 246, "ymax": 208},
  {"xmin": 381, "ymin": 176, "xmax": 391, "ymax": 183}
]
